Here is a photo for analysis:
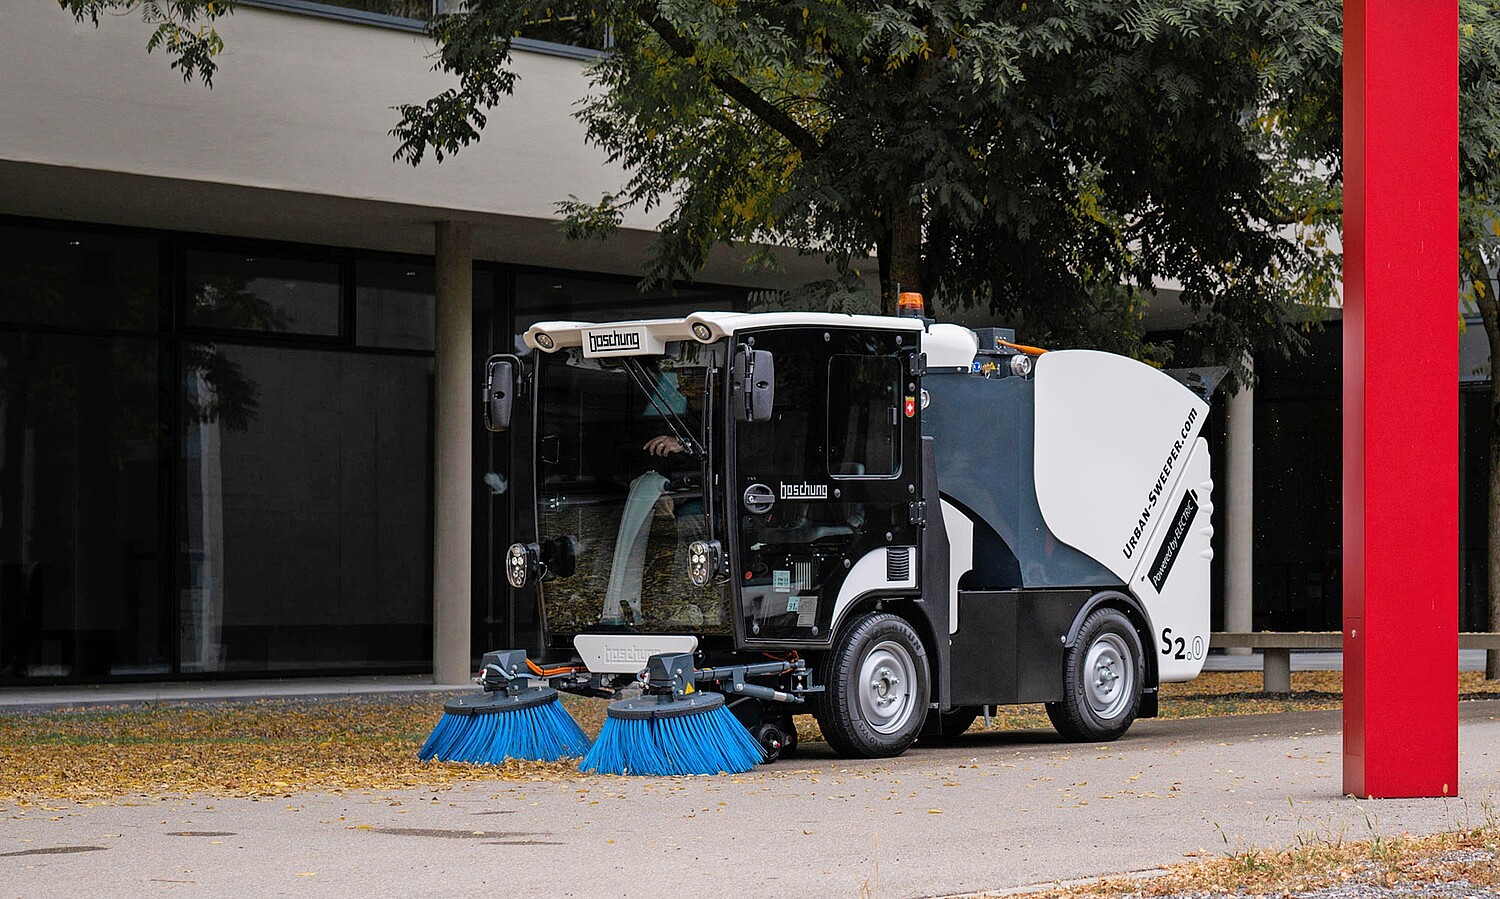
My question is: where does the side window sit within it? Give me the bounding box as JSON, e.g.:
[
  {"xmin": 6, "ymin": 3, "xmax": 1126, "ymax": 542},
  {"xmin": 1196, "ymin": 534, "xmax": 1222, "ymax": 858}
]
[{"xmin": 827, "ymin": 355, "xmax": 901, "ymax": 478}]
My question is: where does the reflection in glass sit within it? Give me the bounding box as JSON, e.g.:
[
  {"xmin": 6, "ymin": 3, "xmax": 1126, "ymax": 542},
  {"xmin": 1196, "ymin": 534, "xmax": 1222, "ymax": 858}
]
[
  {"xmin": 356, "ymin": 260, "xmax": 435, "ymax": 350},
  {"xmin": 0, "ymin": 225, "xmax": 158, "ymax": 330},
  {"xmin": 186, "ymin": 251, "xmax": 341, "ymax": 336},
  {"xmin": 0, "ymin": 335, "xmax": 162, "ymax": 678},
  {"xmin": 180, "ymin": 344, "xmax": 432, "ymax": 671}
]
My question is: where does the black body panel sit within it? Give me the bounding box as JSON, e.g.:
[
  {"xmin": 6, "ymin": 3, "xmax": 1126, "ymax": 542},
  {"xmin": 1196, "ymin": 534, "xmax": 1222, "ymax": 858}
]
[
  {"xmin": 728, "ymin": 327, "xmax": 923, "ymax": 647},
  {"xmin": 948, "ymin": 589, "xmax": 1090, "ymax": 705},
  {"xmin": 917, "ymin": 437, "xmax": 951, "ymax": 710},
  {"xmin": 922, "ymin": 372, "xmax": 1122, "ymax": 591}
]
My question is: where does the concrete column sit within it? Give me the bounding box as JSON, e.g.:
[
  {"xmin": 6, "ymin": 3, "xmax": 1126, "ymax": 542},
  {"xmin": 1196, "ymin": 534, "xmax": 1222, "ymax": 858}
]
[
  {"xmin": 432, "ymin": 221, "xmax": 473, "ymax": 685},
  {"xmin": 1223, "ymin": 359, "xmax": 1254, "ymax": 653}
]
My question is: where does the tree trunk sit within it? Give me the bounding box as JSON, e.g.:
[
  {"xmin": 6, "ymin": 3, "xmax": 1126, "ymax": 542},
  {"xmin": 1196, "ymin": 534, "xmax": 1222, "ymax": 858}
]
[
  {"xmin": 1479, "ymin": 286, "xmax": 1500, "ymax": 680},
  {"xmin": 877, "ymin": 201, "xmax": 924, "ymax": 316}
]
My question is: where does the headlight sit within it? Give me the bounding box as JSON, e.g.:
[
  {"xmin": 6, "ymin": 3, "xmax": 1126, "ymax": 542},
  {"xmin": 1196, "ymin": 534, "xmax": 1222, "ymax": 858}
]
[
  {"xmin": 687, "ymin": 540, "xmax": 722, "ymax": 587},
  {"xmin": 506, "ymin": 542, "xmax": 537, "ymax": 588}
]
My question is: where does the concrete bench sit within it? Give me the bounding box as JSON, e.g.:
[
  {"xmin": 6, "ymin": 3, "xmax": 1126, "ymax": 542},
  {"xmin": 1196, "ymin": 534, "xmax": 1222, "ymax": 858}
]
[{"xmin": 1209, "ymin": 631, "xmax": 1500, "ymax": 693}]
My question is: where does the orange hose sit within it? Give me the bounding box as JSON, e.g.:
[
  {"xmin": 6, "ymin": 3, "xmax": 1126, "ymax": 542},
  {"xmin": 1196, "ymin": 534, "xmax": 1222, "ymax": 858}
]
[
  {"xmin": 996, "ymin": 338, "xmax": 1049, "ymax": 355},
  {"xmin": 527, "ymin": 659, "xmax": 586, "ymax": 677}
]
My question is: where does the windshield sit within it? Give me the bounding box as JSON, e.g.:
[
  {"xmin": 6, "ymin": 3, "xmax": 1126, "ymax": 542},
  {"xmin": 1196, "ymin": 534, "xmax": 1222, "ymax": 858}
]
[{"xmin": 533, "ymin": 341, "xmax": 730, "ymax": 636}]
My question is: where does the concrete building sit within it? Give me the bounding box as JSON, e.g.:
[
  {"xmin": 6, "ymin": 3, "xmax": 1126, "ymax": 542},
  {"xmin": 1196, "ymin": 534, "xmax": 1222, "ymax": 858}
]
[
  {"xmin": 0, "ymin": 0, "xmax": 834, "ymax": 684},
  {"xmin": 0, "ymin": 0, "xmax": 1488, "ymax": 687}
]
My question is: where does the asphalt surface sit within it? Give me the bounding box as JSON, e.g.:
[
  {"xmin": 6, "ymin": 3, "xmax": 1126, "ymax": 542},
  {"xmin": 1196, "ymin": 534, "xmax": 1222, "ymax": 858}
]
[{"xmin": 3, "ymin": 702, "xmax": 1499, "ymax": 899}]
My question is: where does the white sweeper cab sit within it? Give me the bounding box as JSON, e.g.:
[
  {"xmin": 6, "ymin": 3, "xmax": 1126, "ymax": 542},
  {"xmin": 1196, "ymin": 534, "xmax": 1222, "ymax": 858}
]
[{"xmin": 476, "ymin": 308, "xmax": 1217, "ymax": 761}]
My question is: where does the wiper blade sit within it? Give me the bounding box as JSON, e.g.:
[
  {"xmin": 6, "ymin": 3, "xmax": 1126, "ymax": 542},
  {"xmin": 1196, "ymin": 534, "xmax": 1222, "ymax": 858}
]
[{"xmin": 621, "ymin": 359, "xmax": 702, "ymax": 457}]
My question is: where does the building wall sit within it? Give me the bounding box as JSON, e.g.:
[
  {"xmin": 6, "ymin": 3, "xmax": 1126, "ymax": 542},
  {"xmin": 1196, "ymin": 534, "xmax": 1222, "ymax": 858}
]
[
  {"xmin": 0, "ymin": 3, "xmax": 628, "ymax": 227},
  {"xmin": 0, "ymin": 2, "xmax": 829, "ymax": 287}
]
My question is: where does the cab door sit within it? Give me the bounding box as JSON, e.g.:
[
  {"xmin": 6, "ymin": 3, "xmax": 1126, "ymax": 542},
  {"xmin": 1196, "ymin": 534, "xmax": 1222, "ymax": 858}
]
[{"xmin": 728, "ymin": 327, "xmax": 921, "ymax": 646}]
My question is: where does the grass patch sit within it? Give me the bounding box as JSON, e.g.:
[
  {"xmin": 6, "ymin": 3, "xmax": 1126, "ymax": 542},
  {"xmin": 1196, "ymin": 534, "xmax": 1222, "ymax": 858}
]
[
  {"xmin": 989, "ymin": 804, "xmax": 1500, "ymax": 899},
  {"xmin": 0, "ymin": 671, "xmax": 1494, "ymax": 805}
]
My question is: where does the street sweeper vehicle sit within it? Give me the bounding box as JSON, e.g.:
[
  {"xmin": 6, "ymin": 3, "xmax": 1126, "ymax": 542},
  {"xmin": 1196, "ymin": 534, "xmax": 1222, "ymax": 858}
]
[{"xmin": 421, "ymin": 304, "xmax": 1217, "ymax": 775}]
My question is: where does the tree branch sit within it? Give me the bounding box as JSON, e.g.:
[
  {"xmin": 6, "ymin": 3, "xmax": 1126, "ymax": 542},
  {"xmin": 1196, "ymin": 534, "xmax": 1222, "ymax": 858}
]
[{"xmin": 635, "ymin": 3, "xmax": 823, "ymax": 159}]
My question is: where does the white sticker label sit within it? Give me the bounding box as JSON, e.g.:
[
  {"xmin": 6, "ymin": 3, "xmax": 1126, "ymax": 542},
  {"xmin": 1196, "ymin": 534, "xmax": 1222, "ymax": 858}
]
[
  {"xmin": 773, "ymin": 570, "xmax": 792, "ymax": 593},
  {"xmin": 785, "ymin": 595, "xmax": 800, "ymax": 612},
  {"xmin": 795, "ymin": 595, "xmax": 818, "ymax": 628}
]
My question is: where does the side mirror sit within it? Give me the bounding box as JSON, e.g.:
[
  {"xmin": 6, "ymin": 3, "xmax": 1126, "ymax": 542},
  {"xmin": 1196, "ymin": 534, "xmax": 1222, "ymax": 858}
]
[
  {"xmin": 732, "ymin": 347, "xmax": 775, "ymax": 422},
  {"xmin": 483, "ymin": 354, "xmax": 520, "ymax": 432}
]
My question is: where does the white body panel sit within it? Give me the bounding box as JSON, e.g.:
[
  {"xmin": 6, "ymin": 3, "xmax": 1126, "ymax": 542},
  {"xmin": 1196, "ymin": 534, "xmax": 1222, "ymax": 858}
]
[
  {"xmin": 526, "ymin": 312, "xmax": 924, "ymax": 353},
  {"xmin": 1032, "ymin": 350, "xmax": 1209, "ymax": 584},
  {"xmin": 923, "ymin": 324, "xmax": 980, "ymax": 371},
  {"xmin": 1129, "ymin": 439, "xmax": 1214, "ymax": 681},
  {"xmin": 828, "ymin": 547, "xmax": 918, "ymax": 636},
  {"xmin": 940, "ymin": 499, "xmax": 975, "ymax": 635},
  {"xmin": 572, "ymin": 634, "xmax": 699, "ymax": 674}
]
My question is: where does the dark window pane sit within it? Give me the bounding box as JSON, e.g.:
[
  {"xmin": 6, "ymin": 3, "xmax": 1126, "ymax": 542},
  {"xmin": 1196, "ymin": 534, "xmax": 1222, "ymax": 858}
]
[
  {"xmin": 514, "ymin": 274, "xmax": 738, "ymax": 335},
  {"xmin": 827, "ymin": 355, "xmax": 901, "ymax": 477},
  {"xmin": 179, "ymin": 344, "xmax": 432, "ymax": 672},
  {"xmin": 0, "ymin": 225, "xmax": 158, "ymax": 331},
  {"xmin": 0, "ymin": 334, "xmax": 163, "ymax": 680},
  {"xmin": 187, "ymin": 251, "xmax": 341, "ymax": 336},
  {"xmin": 356, "ymin": 260, "xmax": 435, "ymax": 350},
  {"xmin": 288, "ymin": 0, "xmax": 432, "ymax": 19}
]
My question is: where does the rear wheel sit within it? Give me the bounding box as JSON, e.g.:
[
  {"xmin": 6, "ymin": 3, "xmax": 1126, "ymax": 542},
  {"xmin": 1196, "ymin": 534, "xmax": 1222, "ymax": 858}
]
[
  {"xmin": 815, "ymin": 612, "xmax": 930, "ymax": 758},
  {"xmin": 1046, "ymin": 608, "xmax": 1144, "ymax": 742}
]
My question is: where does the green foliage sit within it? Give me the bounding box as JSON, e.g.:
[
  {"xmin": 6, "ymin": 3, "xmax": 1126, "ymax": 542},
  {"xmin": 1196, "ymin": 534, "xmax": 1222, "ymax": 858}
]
[
  {"xmin": 92, "ymin": 0, "xmax": 1500, "ymax": 382},
  {"xmin": 58, "ymin": 0, "xmax": 234, "ymax": 86},
  {"xmin": 1460, "ymin": 2, "xmax": 1500, "ymax": 313},
  {"xmin": 391, "ymin": 0, "xmax": 1347, "ymax": 375}
]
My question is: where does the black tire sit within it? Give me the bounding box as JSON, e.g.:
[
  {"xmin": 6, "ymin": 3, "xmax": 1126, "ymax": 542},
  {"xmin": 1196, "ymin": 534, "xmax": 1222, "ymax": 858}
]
[
  {"xmin": 815, "ymin": 612, "xmax": 931, "ymax": 758},
  {"xmin": 924, "ymin": 706, "xmax": 981, "ymax": 742},
  {"xmin": 752, "ymin": 721, "xmax": 792, "ymax": 762},
  {"xmin": 1046, "ymin": 607, "xmax": 1144, "ymax": 742}
]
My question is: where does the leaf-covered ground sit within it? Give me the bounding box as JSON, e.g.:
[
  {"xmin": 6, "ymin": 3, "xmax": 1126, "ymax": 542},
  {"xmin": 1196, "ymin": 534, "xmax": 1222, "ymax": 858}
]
[
  {"xmin": 0, "ymin": 671, "xmax": 1495, "ymax": 805},
  {"xmin": 995, "ymin": 811, "xmax": 1500, "ymax": 899}
]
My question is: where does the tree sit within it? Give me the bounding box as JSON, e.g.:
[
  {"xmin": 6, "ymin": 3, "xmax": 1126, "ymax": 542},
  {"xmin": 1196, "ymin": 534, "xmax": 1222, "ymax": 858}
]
[
  {"xmin": 61, "ymin": 0, "xmax": 1343, "ymax": 373},
  {"xmin": 56, "ymin": 0, "xmax": 1500, "ymax": 673}
]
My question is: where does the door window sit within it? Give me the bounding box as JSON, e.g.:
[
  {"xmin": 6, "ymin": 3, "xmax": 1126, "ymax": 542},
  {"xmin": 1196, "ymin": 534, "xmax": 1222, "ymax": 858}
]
[{"xmin": 827, "ymin": 355, "xmax": 901, "ymax": 477}]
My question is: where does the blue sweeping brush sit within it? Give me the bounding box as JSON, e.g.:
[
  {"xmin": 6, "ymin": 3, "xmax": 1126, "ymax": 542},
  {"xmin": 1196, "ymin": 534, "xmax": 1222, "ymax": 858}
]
[
  {"xmin": 419, "ymin": 687, "xmax": 590, "ymax": 764},
  {"xmin": 580, "ymin": 687, "xmax": 765, "ymax": 776},
  {"xmin": 419, "ymin": 650, "xmax": 590, "ymax": 765}
]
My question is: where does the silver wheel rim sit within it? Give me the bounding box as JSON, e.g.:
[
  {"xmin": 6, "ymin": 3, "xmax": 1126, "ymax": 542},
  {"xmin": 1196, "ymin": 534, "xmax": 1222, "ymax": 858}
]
[
  {"xmin": 857, "ymin": 639, "xmax": 918, "ymax": 735},
  {"xmin": 1084, "ymin": 633, "xmax": 1134, "ymax": 720}
]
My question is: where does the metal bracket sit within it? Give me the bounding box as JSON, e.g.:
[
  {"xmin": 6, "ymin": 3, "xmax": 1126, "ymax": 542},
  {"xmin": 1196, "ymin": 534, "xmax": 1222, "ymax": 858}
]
[{"xmin": 908, "ymin": 500, "xmax": 928, "ymax": 526}]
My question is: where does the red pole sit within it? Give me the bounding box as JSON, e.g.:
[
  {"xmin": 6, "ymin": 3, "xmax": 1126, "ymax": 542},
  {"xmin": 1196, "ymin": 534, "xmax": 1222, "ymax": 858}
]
[{"xmin": 1342, "ymin": 0, "xmax": 1459, "ymax": 798}]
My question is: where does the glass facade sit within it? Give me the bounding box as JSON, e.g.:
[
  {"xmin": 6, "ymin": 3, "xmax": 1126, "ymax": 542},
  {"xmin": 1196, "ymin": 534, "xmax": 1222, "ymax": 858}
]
[
  {"xmin": 0, "ymin": 218, "xmax": 437, "ymax": 682},
  {"xmin": 2, "ymin": 213, "xmax": 1486, "ymax": 684}
]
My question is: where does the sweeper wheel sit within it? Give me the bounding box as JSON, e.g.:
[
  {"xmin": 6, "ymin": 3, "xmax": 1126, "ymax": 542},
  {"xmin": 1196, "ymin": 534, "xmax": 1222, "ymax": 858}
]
[
  {"xmin": 1045, "ymin": 607, "xmax": 1144, "ymax": 742},
  {"xmin": 815, "ymin": 612, "xmax": 930, "ymax": 758},
  {"xmin": 752, "ymin": 721, "xmax": 793, "ymax": 762}
]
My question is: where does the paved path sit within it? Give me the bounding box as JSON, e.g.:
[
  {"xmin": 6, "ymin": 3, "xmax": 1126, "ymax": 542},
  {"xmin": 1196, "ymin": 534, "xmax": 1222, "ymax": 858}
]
[
  {"xmin": 0, "ymin": 675, "xmax": 469, "ymax": 711},
  {"xmin": 4, "ymin": 703, "xmax": 1498, "ymax": 899}
]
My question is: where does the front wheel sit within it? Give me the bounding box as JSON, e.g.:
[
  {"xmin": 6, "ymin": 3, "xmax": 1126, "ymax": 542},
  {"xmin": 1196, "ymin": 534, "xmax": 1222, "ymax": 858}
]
[
  {"xmin": 1046, "ymin": 608, "xmax": 1144, "ymax": 742},
  {"xmin": 815, "ymin": 612, "xmax": 930, "ymax": 758}
]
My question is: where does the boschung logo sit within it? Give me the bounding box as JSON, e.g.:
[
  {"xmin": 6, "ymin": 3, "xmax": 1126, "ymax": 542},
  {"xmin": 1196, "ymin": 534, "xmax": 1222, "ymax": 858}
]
[
  {"xmin": 780, "ymin": 483, "xmax": 829, "ymax": 500},
  {"xmin": 588, "ymin": 331, "xmax": 642, "ymax": 354}
]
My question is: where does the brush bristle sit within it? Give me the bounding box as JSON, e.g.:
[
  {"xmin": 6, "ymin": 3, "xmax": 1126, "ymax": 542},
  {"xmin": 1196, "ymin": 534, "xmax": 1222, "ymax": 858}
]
[
  {"xmin": 418, "ymin": 695, "xmax": 590, "ymax": 764},
  {"xmin": 579, "ymin": 702, "xmax": 765, "ymax": 776}
]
